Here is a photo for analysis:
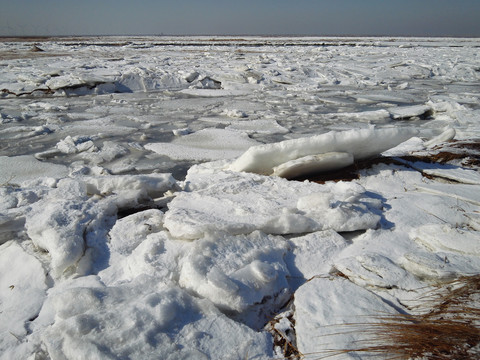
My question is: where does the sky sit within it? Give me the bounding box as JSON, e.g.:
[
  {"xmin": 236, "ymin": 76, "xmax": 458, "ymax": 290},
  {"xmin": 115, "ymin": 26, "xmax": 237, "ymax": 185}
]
[{"xmin": 0, "ymin": 0, "xmax": 479, "ymax": 37}]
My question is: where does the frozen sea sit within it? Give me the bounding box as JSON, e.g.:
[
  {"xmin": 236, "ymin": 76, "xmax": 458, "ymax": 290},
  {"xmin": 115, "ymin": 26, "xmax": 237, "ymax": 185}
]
[{"xmin": 1, "ymin": 36, "xmax": 480, "ymax": 359}]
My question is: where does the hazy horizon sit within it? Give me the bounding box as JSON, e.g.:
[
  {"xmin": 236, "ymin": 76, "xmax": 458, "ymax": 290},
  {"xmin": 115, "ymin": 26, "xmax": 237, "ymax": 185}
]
[{"xmin": 1, "ymin": 1, "xmax": 479, "ymax": 38}]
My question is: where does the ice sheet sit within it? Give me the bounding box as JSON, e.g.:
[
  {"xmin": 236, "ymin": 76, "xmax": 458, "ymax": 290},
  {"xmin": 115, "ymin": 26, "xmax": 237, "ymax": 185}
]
[
  {"xmin": 1, "ymin": 36, "xmax": 480, "ymax": 360},
  {"xmin": 145, "ymin": 128, "xmax": 260, "ymax": 161}
]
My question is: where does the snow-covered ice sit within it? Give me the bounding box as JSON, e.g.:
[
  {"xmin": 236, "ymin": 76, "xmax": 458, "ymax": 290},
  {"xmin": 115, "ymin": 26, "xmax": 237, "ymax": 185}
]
[{"xmin": 1, "ymin": 36, "xmax": 480, "ymax": 359}]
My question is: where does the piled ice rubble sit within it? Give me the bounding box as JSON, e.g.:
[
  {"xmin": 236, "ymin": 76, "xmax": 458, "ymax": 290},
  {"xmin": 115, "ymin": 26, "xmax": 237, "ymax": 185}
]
[{"xmin": 2, "ymin": 133, "xmax": 480, "ymax": 359}]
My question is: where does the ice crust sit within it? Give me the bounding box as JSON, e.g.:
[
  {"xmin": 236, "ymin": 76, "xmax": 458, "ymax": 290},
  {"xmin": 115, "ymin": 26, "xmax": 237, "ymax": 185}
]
[{"xmin": 2, "ymin": 36, "xmax": 480, "ymax": 359}]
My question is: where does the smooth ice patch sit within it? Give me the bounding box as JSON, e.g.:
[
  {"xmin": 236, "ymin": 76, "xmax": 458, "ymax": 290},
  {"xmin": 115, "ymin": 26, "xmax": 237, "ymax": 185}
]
[
  {"xmin": 0, "ymin": 242, "xmax": 47, "ymax": 355},
  {"xmin": 411, "ymin": 224, "xmax": 480, "ymax": 256},
  {"xmin": 146, "ymin": 128, "xmax": 260, "ymax": 161},
  {"xmin": 417, "ymin": 183, "xmax": 480, "ymax": 206},
  {"xmin": 0, "ymin": 155, "xmax": 69, "ymax": 185},
  {"xmin": 294, "ymin": 277, "xmax": 397, "ymax": 356},
  {"xmin": 286, "ymin": 230, "xmax": 349, "ymax": 280}
]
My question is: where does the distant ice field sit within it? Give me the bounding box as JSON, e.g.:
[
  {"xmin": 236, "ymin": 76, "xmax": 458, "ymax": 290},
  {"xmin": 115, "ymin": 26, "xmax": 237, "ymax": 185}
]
[
  {"xmin": 2, "ymin": 36, "xmax": 480, "ymax": 360},
  {"xmin": 1, "ymin": 36, "xmax": 479, "ymax": 180}
]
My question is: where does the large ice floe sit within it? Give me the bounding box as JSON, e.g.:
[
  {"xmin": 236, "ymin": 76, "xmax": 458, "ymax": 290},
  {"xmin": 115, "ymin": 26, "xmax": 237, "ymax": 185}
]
[
  {"xmin": 228, "ymin": 127, "xmax": 418, "ymax": 177},
  {"xmin": 1, "ymin": 36, "xmax": 480, "ymax": 359}
]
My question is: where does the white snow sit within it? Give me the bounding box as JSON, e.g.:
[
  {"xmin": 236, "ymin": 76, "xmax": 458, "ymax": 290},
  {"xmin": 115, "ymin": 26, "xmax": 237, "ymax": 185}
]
[{"xmin": 1, "ymin": 36, "xmax": 480, "ymax": 360}]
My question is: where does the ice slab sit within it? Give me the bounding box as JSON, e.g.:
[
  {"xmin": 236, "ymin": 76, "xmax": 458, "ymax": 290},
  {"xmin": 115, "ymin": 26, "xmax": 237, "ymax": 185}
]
[
  {"xmin": 25, "ymin": 197, "xmax": 89, "ymax": 277},
  {"xmin": 0, "ymin": 155, "xmax": 69, "ymax": 185},
  {"xmin": 179, "ymin": 231, "xmax": 289, "ymax": 314},
  {"xmin": 416, "ymin": 183, "xmax": 480, "ymax": 206},
  {"xmin": 411, "ymin": 224, "xmax": 480, "ymax": 256},
  {"xmin": 164, "ymin": 171, "xmax": 380, "ymax": 240},
  {"xmin": 272, "ymin": 152, "xmax": 354, "ymax": 179},
  {"xmin": 333, "ymin": 252, "xmax": 422, "ymax": 290},
  {"xmin": 82, "ymin": 173, "xmax": 179, "ymax": 198},
  {"xmin": 228, "ymin": 127, "xmax": 418, "ymax": 175},
  {"xmin": 412, "ymin": 163, "xmax": 480, "ymax": 185},
  {"xmin": 226, "ymin": 119, "xmax": 290, "ymax": 135},
  {"xmin": 146, "ymin": 128, "xmax": 260, "ymax": 161},
  {"xmin": 388, "ymin": 104, "xmax": 432, "ymax": 119},
  {"xmin": 39, "ymin": 278, "xmax": 272, "ymax": 360},
  {"xmin": 294, "ymin": 277, "xmax": 397, "ymax": 357},
  {"xmin": 286, "ymin": 230, "xmax": 349, "ymax": 280},
  {"xmin": 0, "ymin": 242, "xmax": 47, "ymax": 355}
]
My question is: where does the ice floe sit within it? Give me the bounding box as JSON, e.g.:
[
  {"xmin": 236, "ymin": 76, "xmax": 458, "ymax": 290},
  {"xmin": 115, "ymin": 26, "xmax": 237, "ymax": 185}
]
[
  {"xmin": 146, "ymin": 128, "xmax": 260, "ymax": 161},
  {"xmin": 165, "ymin": 170, "xmax": 381, "ymax": 239},
  {"xmin": 228, "ymin": 127, "xmax": 418, "ymax": 176}
]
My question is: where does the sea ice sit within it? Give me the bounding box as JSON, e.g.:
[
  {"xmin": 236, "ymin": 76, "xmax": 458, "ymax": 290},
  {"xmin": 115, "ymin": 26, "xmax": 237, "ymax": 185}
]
[
  {"xmin": 228, "ymin": 127, "xmax": 418, "ymax": 176},
  {"xmin": 146, "ymin": 128, "xmax": 260, "ymax": 161},
  {"xmin": 179, "ymin": 231, "xmax": 289, "ymax": 317},
  {"xmin": 37, "ymin": 277, "xmax": 272, "ymax": 360},
  {"xmin": 0, "ymin": 155, "xmax": 69, "ymax": 185},
  {"xmin": 388, "ymin": 104, "xmax": 433, "ymax": 119},
  {"xmin": 286, "ymin": 230, "xmax": 349, "ymax": 280},
  {"xmin": 272, "ymin": 152, "xmax": 354, "ymax": 179},
  {"xmin": 0, "ymin": 242, "xmax": 47, "ymax": 355},
  {"xmin": 294, "ymin": 277, "xmax": 398, "ymax": 357},
  {"xmin": 164, "ymin": 170, "xmax": 380, "ymax": 239},
  {"xmin": 411, "ymin": 224, "xmax": 480, "ymax": 256}
]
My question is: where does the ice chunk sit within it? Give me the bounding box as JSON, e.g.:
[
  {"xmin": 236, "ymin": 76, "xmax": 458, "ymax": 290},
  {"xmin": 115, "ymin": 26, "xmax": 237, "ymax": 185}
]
[
  {"xmin": 389, "ymin": 104, "xmax": 433, "ymax": 119},
  {"xmin": 223, "ymin": 109, "xmax": 247, "ymax": 118},
  {"xmin": 41, "ymin": 279, "xmax": 272, "ymax": 360},
  {"xmin": 164, "ymin": 171, "xmax": 380, "ymax": 239},
  {"xmin": 286, "ymin": 230, "xmax": 349, "ymax": 280},
  {"xmin": 0, "ymin": 155, "xmax": 68, "ymax": 185},
  {"xmin": 25, "ymin": 198, "xmax": 87, "ymax": 277},
  {"xmin": 0, "ymin": 242, "xmax": 47, "ymax": 353},
  {"xmin": 424, "ymin": 127, "xmax": 456, "ymax": 147},
  {"xmin": 56, "ymin": 135, "xmax": 97, "ymax": 154},
  {"xmin": 101, "ymin": 230, "xmax": 186, "ymax": 286},
  {"xmin": 333, "ymin": 253, "xmax": 422, "ymax": 290},
  {"xmin": 399, "ymin": 252, "xmax": 458, "ymax": 280},
  {"xmin": 294, "ymin": 277, "xmax": 397, "ymax": 356},
  {"xmin": 272, "ymin": 152, "xmax": 354, "ymax": 179},
  {"xmin": 411, "ymin": 224, "xmax": 480, "ymax": 256},
  {"xmin": 226, "ymin": 119, "xmax": 290, "ymax": 135},
  {"xmin": 179, "ymin": 231, "xmax": 289, "ymax": 313},
  {"xmin": 108, "ymin": 209, "xmax": 164, "ymax": 255},
  {"xmin": 417, "ymin": 183, "xmax": 480, "ymax": 206},
  {"xmin": 415, "ymin": 164, "xmax": 480, "ymax": 185},
  {"xmin": 82, "ymin": 173, "xmax": 178, "ymax": 198},
  {"xmin": 228, "ymin": 127, "xmax": 418, "ymax": 175},
  {"xmin": 146, "ymin": 128, "xmax": 260, "ymax": 161}
]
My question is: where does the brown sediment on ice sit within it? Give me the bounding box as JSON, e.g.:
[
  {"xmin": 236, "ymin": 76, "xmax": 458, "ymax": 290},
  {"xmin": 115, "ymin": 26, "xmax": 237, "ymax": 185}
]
[
  {"xmin": 297, "ymin": 139, "xmax": 480, "ymax": 184},
  {"xmin": 320, "ymin": 275, "xmax": 480, "ymax": 360}
]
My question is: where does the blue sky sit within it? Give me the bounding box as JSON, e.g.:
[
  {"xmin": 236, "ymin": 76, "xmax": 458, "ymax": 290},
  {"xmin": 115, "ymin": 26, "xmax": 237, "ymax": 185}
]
[{"xmin": 1, "ymin": 0, "xmax": 479, "ymax": 37}]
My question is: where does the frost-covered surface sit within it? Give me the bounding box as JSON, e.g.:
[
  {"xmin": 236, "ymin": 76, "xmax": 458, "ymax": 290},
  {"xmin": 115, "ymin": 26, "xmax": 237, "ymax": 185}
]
[{"xmin": 1, "ymin": 36, "xmax": 480, "ymax": 359}]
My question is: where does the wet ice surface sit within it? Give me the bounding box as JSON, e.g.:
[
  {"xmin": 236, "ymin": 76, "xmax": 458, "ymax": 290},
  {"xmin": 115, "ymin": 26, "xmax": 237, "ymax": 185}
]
[{"xmin": 1, "ymin": 36, "xmax": 480, "ymax": 359}]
